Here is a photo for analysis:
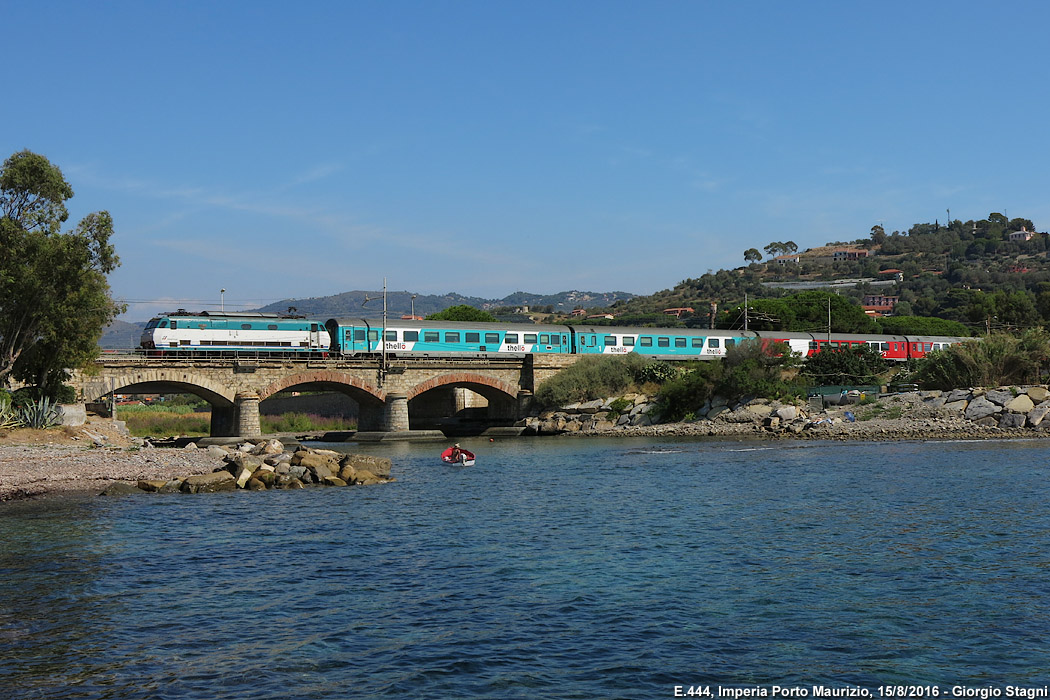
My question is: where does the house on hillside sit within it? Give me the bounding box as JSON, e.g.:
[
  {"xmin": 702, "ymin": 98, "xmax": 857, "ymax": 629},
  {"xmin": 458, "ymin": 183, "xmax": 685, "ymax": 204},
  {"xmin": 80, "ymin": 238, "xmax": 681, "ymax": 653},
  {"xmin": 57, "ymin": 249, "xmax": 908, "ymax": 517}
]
[
  {"xmin": 862, "ymin": 294, "xmax": 899, "ymax": 317},
  {"xmin": 663, "ymin": 307, "xmax": 695, "ymax": 319},
  {"xmin": 832, "ymin": 248, "xmax": 870, "ymax": 261},
  {"xmin": 770, "ymin": 253, "xmax": 801, "ymax": 264},
  {"xmin": 1009, "ymin": 227, "xmax": 1036, "ymax": 242}
]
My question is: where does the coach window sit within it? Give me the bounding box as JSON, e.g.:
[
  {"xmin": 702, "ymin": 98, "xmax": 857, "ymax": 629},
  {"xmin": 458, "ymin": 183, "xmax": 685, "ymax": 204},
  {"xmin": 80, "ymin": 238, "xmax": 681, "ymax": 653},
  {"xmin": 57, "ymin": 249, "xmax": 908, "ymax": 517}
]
[
  {"xmin": 345, "ymin": 331, "xmax": 352, "ymax": 342},
  {"xmin": 623, "ymin": 336, "xmax": 635, "ymax": 346},
  {"xmin": 446, "ymin": 332, "xmax": 461, "ymax": 343},
  {"xmin": 538, "ymin": 334, "xmax": 549, "ymax": 344},
  {"xmin": 368, "ymin": 330, "xmax": 379, "ymax": 341},
  {"xmin": 604, "ymin": 335, "xmax": 617, "ymax": 345},
  {"xmin": 692, "ymin": 338, "xmax": 703, "ymax": 348},
  {"xmin": 268, "ymin": 324, "xmax": 278, "ymax": 330},
  {"xmin": 924, "ymin": 343, "xmax": 932, "ymax": 352},
  {"xmin": 881, "ymin": 343, "xmax": 889, "ymax": 352},
  {"xmin": 504, "ymin": 333, "xmax": 518, "ymax": 344},
  {"xmin": 673, "ymin": 337, "xmax": 686, "ymax": 348},
  {"xmin": 640, "ymin": 337, "xmax": 652, "ymax": 347},
  {"xmin": 385, "ymin": 330, "xmax": 397, "ymax": 341},
  {"xmin": 725, "ymin": 338, "xmax": 735, "ymax": 348},
  {"xmin": 709, "ymin": 338, "xmax": 720, "ymax": 349},
  {"xmin": 354, "ymin": 330, "xmax": 366, "ymax": 341},
  {"xmin": 405, "ymin": 331, "xmax": 419, "ymax": 342},
  {"xmin": 485, "ymin": 333, "xmax": 500, "ymax": 344},
  {"xmin": 658, "ymin": 337, "xmax": 670, "ymax": 348},
  {"xmin": 424, "ymin": 331, "xmax": 439, "ymax": 342},
  {"xmin": 524, "ymin": 333, "xmax": 537, "ymax": 343},
  {"xmin": 809, "ymin": 341, "xmax": 818, "ymax": 350}
]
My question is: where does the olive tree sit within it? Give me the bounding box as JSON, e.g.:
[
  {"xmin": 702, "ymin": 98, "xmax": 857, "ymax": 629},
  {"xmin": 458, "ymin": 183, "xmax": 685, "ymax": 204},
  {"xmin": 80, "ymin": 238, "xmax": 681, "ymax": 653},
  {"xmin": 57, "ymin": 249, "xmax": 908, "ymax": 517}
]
[{"xmin": 0, "ymin": 150, "xmax": 122, "ymax": 394}]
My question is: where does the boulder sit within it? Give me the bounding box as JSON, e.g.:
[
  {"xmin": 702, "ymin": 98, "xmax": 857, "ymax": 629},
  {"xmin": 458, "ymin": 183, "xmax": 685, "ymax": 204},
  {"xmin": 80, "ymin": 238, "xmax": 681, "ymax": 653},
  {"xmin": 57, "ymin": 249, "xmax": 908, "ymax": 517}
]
[
  {"xmin": 944, "ymin": 400, "xmax": 968, "ymax": 413},
  {"xmin": 224, "ymin": 453, "xmax": 264, "ymax": 473},
  {"xmin": 250, "ymin": 439, "xmax": 285, "ymax": 455},
  {"xmin": 964, "ymin": 396, "xmax": 1001, "ymax": 421},
  {"xmin": 338, "ymin": 464, "xmax": 357, "ymax": 482},
  {"xmin": 577, "ymin": 399, "xmax": 604, "ymax": 414},
  {"xmin": 102, "ymin": 482, "xmax": 141, "ymax": 496},
  {"xmin": 181, "ymin": 471, "xmax": 236, "ymax": 494},
  {"xmin": 247, "ymin": 477, "xmax": 267, "ymax": 491},
  {"xmin": 1005, "ymin": 394, "xmax": 1035, "ymax": 414},
  {"xmin": 776, "ymin": 406, "xmax": 798, "ymax": 422},
  {"xmin": 295, "ymin": 452, "xmax": 338, "ymax": 472},
  {"xmin": 323, "ymin": 476, "xmax": 348, "ymax": 487},
  {"xmin": 206, "ymin": 445, "xmax": 229, "ymax": 460},
  {"xmin": 137, "ymin": 480, "xmax": 169, "ymax": 492},
  {"xmin": 1028, "ymin": 386, "xmax": 1050, "ymax": 403},
  {"xmin": 355, "ymin": 470, "xmax": 382, "ymax": 485},
  {"xmin": 1028, "ymin": 400, "xmax": 1050, "ymax": 427},
  {"xmin": 944, "ymin": 389, "xmax": 972, "ymax": 403},
  {"xmin": 985, "ymin": 389, "xmax": 1014, "ymax": 406},
  {"xmin": 1000, "ymin": 412, "xmax": 1026, "ymax": 429}
]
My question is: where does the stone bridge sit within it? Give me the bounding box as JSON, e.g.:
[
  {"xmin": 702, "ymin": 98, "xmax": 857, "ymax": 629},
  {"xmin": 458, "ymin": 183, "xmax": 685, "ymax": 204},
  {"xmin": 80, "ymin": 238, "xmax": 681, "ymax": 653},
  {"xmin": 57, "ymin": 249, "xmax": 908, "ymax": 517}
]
[{"xmin": 71, "ymin": 354, "xmax": 581, "ymax": 438}]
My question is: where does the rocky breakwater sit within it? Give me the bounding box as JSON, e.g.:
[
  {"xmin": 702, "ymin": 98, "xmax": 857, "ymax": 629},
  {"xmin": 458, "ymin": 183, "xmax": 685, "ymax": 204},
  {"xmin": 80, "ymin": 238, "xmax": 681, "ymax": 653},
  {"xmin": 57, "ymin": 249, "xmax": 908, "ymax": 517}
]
[
  {"xmin": 525, "ymin": 385, "xmax": 1050, "ymax": 441},
  {"xmin": 104, "ymin": 439, "xmax": 393, "ymax": 496}
]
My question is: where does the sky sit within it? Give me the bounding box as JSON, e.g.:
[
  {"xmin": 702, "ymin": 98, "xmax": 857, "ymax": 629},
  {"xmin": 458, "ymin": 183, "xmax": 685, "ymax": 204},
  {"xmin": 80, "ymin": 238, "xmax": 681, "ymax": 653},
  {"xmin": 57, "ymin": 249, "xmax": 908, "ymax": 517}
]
[{"xmin": 7, "ymin": 1, "xmax": 1050, "ymax": 321}]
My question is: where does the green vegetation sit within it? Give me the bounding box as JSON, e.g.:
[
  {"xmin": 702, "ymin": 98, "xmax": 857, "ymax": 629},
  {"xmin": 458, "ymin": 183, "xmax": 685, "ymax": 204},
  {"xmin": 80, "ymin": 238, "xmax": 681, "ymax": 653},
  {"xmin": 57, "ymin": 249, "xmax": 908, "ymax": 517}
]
[
  {"xmin": 534, "ymin": 354, "xmax": 650, "ymax": 409},
  {"xmin": 0, "ymin": 150, "xmax": 122, "ymax": 399},
  {"xmin": 801, "ymin": 344, "xmax": 888, "ymax": 386},
  {"xmin": 657, "ymin": 341, "xmax": 803, "ymax": 421},
  {"xmin": 912, "ymin": 331, "xmax": 1050, "ymax": 390},
  {"xmin": 425, "ymin": 305, "xmax": 497, "ymax": 322},
  {"xmin": 116, "ymin": 404, "xmax": 356, "ymax": 437}
]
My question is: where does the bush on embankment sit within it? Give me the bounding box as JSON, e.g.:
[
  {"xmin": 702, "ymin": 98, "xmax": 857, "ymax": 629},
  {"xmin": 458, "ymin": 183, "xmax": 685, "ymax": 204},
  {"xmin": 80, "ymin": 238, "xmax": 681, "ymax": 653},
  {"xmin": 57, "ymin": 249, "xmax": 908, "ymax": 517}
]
[{"xmin": 912, "ymin": 330, "xmax": 1050, "ymax": 390}]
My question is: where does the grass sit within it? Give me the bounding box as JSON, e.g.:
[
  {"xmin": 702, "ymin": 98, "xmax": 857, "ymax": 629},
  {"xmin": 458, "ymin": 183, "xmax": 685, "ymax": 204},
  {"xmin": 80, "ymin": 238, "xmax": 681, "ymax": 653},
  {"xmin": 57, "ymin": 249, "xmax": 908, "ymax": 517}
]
[{"xmin": 117, "ymin": 405, "xmax": 356, "ymax": 437}]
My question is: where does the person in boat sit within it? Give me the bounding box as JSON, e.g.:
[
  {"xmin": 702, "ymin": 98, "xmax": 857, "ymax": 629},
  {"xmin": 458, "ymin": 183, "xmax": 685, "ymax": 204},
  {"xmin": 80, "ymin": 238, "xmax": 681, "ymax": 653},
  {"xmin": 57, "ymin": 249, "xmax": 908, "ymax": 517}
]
[{"xmin": 450, "ymin": 443, "xmax": 467, "ymax": 465}]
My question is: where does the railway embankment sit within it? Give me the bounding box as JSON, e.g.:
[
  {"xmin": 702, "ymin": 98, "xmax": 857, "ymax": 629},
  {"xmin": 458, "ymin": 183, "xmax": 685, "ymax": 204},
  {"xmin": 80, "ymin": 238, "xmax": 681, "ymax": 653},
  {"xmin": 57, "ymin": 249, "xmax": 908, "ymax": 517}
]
[{"xmin": 531, "ymin": 385, "xmax": 1050, "ymax": 441}]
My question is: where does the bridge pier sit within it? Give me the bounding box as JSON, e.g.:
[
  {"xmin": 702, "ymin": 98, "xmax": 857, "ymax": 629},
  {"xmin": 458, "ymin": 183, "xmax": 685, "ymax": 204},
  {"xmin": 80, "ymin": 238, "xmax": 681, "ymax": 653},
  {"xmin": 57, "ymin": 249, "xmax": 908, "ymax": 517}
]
[
  {"xmin": 517, "ymin": 390, "xmax": 533, "ymax": 420},
  {"xmin": 382, "ymin": 393, "xmax": 410, "ymax": 432},
  {"xmin": 235, "ymin": 391, "xmax": 262, "ymax": 439}
]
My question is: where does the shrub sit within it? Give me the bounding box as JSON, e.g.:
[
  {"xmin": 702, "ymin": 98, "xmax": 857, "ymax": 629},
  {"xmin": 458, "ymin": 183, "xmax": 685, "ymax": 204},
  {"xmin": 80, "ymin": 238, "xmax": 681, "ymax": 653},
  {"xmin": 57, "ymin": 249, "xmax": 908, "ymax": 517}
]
[
  {"xmin": 912, "ymin": 330, "xmax": 1050, "ymax": 389},
  {"xmin": 534, "ymin": 354, "xmax": 648, "ymax": 408},
  {"xmin": 802, "ymin": 344, "xmax": 888, "ymax": 386},
  {"xmin": 17, "ymin": 398, "xmax": 62, "ymax": 429}
]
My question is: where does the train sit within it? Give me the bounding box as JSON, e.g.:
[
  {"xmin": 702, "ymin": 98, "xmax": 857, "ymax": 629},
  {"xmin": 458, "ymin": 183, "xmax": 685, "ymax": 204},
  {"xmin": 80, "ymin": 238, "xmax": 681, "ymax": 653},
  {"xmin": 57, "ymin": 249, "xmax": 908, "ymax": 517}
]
[{"xmin": 140, "ymin": 311, "xmax": 971, "ymax": 362}]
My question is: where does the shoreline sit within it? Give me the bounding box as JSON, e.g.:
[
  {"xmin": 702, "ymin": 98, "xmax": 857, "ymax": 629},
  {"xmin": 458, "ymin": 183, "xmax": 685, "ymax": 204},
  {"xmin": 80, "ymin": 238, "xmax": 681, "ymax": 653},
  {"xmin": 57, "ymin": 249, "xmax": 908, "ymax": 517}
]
[{"xmin": 2, "ymin": 413, "xmax": 1044, "ymax": 504}]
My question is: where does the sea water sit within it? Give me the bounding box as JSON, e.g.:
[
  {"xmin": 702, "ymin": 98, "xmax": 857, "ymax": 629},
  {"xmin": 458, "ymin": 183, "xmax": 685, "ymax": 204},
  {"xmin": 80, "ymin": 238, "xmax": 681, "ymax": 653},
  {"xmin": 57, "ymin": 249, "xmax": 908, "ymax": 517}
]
[{"xmin": 3, "ymin": 437, "xmax": 1050, "ymax": 699}]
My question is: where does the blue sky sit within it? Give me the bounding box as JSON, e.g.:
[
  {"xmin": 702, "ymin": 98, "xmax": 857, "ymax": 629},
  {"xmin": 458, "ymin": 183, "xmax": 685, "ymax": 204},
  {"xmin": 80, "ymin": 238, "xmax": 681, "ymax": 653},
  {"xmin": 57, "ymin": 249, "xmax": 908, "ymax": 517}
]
[{"xmin": 7, "ymin": 1, "xmax": 1050, "ymax": 321}]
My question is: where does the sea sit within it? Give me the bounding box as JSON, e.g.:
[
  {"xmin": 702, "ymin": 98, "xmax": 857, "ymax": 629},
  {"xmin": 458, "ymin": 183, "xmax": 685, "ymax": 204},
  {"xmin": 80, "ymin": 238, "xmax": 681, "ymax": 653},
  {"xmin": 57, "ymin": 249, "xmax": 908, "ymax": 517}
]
[{"xmin": 3, "ymin": 436, "xmax": 1050, "ymax": 699}]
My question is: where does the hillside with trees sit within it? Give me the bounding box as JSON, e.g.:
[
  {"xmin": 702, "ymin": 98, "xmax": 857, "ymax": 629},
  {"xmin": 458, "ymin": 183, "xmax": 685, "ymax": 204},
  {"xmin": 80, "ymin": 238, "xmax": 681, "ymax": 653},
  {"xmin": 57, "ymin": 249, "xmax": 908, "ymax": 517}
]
[{"xmin": 577, "ymin": 213, "xmax": 1050, "ymax": 337}]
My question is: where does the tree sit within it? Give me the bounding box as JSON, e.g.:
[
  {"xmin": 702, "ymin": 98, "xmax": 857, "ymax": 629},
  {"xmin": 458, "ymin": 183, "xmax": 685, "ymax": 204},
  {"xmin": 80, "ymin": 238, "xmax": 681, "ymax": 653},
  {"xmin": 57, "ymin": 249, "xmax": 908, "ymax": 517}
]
[
  {"xmin": 802, "ymin": 344, "xmax": 887, "ymax": 386},
  {"xmin": 425, "ymin": 304, "xmax": 497, "ymax": 322},
  {"xmin": 743, "ymin": 248, "xmax": 763, "ymax": 263},
  {"xmin": 0, "ymin": 151, "xmax": 122, "ymax": 392}
]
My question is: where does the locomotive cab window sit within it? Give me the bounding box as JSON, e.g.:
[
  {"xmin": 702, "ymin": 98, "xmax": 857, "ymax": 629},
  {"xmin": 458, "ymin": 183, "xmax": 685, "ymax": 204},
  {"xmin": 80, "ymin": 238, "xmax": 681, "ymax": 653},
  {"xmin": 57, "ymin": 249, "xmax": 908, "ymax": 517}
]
[
  {"xmin": 268, "ymin": 324, "xmax": 278, "ymax": 330},
  {"xmin": 170, "ymin": 321, "xmax": 178, "ymax": 329},
  {"xmin": 242, "ymin": 324, "xmax": 252, "ymax": 330}
]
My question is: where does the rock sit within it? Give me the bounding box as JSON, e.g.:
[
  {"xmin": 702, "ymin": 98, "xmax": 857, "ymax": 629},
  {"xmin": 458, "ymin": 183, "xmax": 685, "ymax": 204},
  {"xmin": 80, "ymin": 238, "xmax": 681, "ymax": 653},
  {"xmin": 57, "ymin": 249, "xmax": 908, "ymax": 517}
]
[
  {"xmin": 944, "ymin": 400, "xmax": 968, "ymax": 412},
  {"xmin": 247, "ymin": 477, "xmax": 267, "ymax": 490},
  {"xmin": 985, "ymin": 389, "xmax": 1014, "ymax": 406},
  {"xmin": 630, "ymin": 413, "xmax": 653, "ymax": 427},
  {"xmin": 102, "ymin": 482, "xmax": 140, "ymax": 496},
  {"xmin": 323, "ymin": 476, "xmax": 348, "ymax": 487},
  {"xmin": 944, "ymin": 389, "xmax": 972, "ymax": 403},
  {"xmin": 340, "ymin": 454, "xmax": 391, "ymax": 478},
  {"xmin": 1027, "ymin": 387, "xmax": 1050, "ymax": 403},
  {"xmin": 282, "ymin": 478, "xmax": 305, "ymax": 489},
  {"xmin": 206, "ymin": 445, "xmax": 229, "ymax": 459},
  {"xmin": 776, "ymin": 406, "xmax": 798, "ymax": 422},
  {"xmin": 294, "ymin": 452, "xmax": 337, "ymax": 471},
  {"xmin": 355, "ymin": 470, "xmax": 382, "ymax": 485},
  {"xmin": 307, "ymin": 463, "xmax": 333, "ymax": 481},
  {"xmin": 250, "ymin": 439, "xmax": 285, "ymax": 455},
  {"xmin": 137, "ymin": 480, "xmax": 169, "ymax": 492},
  {"xmin": 1005, "ymin": 394, "xmax": 1035, "ymax": 414},
  {"xmin": 964, "ymin": 396, "xmax": 1001, "ymax": 421},
  {"xmin": 1000, "ymin": 412, "xmax": 1026, "ymax": 429},
  {"xmin": 183, "ymin": 442, "xmax": 197, "ymax": 450},
  {"xmin": 255, "ymin": 471, "xmax": 277, "ymax": 488},
  {"xmin": 224, "ymin": 453, "xmax": 263, "ymax": 473},
  {"xmin": 234, "ymin": 467, "xmax": 254, "ymax": 489},
  {"xmin": 289, "ymin": 465, "xmax": 309, "ymax": 482},
  {"xmin": 1028, "ymin": 400, "xmax": 1050, "ymax": 427},
  {"xmin": 578, "ymin": 399, "xmax": 604, "ymax": 414},
  {"xmin": 338, "ymin": 464, "xmax": 357, "ymax": 482},
  {"xmin": 181, "ymin": 471, "xmax": 236, "ymax": 493}
]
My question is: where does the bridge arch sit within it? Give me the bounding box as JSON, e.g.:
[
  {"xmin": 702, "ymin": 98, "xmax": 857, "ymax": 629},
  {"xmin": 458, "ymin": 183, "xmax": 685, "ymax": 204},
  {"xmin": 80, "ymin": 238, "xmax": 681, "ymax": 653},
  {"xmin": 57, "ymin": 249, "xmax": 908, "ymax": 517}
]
[
  {"xmin": 258, "ymin": 371, "xmax": 385, "ymax": 404},
  {"xmin": 78, "ymin": 371, "xmax": 236, "ymax": 406},
  {"xmin": 407, "ymin": 372, "xmax": 519, "ymax": 402}
]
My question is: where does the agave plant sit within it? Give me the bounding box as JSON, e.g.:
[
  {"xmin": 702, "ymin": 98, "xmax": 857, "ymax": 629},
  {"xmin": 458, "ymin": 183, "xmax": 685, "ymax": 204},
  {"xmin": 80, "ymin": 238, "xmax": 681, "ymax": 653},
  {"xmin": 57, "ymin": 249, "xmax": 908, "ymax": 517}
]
[
  {"xmin": 0, "ymin": 395, "xmax": 18, "ymax": 430},
  {"xmin": 17, "ymin": 397, "xmax": 62, "ymax": 429}
]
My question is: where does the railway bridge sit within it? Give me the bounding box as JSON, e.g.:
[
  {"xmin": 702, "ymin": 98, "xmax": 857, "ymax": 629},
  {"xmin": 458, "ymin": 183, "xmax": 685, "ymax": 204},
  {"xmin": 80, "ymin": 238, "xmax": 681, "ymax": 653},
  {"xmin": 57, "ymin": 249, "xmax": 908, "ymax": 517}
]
[{"xmin": 70, "ymin": 353, "xmax": 580, "ymax": 438}]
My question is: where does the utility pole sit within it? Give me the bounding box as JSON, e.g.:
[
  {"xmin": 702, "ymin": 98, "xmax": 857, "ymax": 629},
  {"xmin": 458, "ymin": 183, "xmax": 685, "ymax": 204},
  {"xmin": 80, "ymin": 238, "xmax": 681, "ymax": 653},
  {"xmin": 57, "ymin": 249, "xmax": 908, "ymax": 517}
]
[
  {"xmin": 744, "ymin": 293, "xmax": 748, "ymax": 331},
  {"xmin": 827, "ymin": 297, "xmax": 832, "ymax": 344}
]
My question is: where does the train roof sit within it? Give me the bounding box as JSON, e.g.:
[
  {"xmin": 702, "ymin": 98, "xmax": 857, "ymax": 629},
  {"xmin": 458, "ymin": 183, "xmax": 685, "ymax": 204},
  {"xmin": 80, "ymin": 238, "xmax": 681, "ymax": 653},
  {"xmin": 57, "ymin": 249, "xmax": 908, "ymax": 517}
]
[
  {"xmin": 324, "ymin": 318, "xmax": 571, "ymax": 333},
  {"xmin": 154, "ymin": 310, "xmax": 311, "ymax": 319}
]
